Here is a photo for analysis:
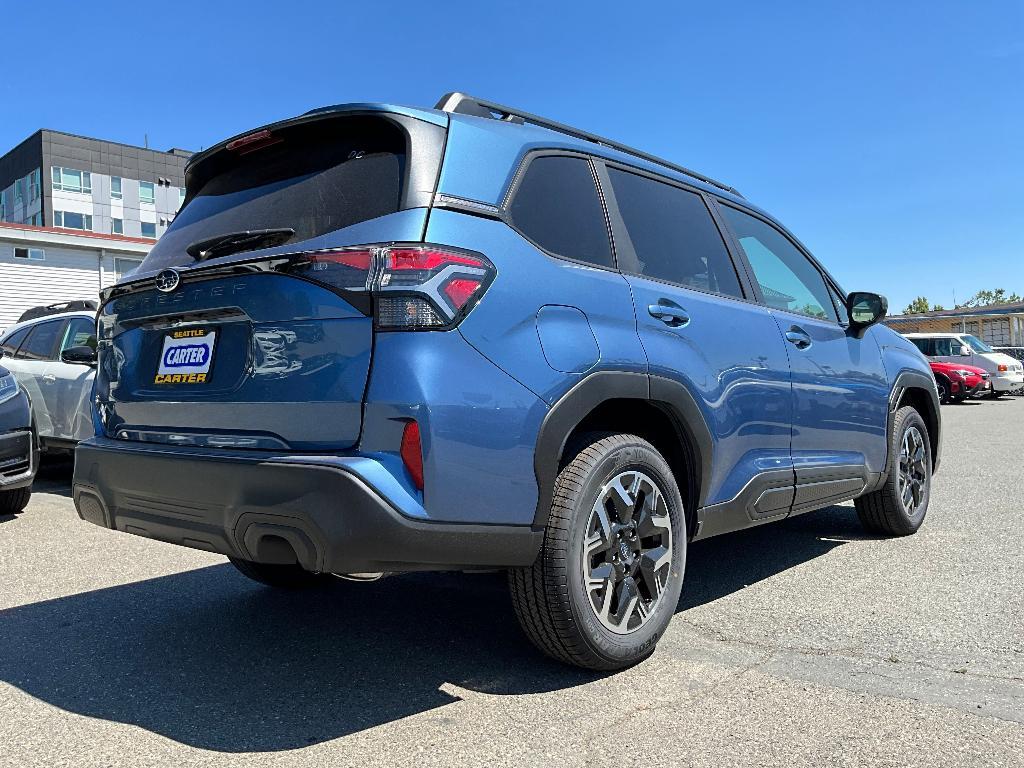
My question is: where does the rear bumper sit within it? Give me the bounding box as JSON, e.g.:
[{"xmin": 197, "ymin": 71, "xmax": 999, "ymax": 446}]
[{"xmin": 72, "ymin": 437, "xmax": 542, "ymax": 573}]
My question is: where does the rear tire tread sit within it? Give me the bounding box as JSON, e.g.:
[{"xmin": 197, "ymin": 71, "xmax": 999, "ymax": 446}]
[{"xmin": 509, "ymin": 432, "xmax": 670, "ymax": 671}]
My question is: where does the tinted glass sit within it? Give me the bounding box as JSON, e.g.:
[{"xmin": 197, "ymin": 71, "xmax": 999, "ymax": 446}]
[
  {"xmin": 609, "ymin": 169, "xmax": 742, "ymax": 298},
  {"xmin": 721, "ymin": 206, "xmax": 838, "ymax": 322},
  {"xmin": 509, "ymin": 156, "xmax": 612, "ymax": 268},
  {"xmin": 909, "ymin": 338, "xmax": 932, "ymax": 356},
  {"xmin": 144, "ymin": 116, "xmax": 408, "ymax": 271},
  {"xmin": 60, "ymin": 317, "xmax": 97, "ymax": 352},
  {"xmin": 1, "ymin": 327, "xmax": 30, "ymax": 357},
  {"xmin": 17, "ymin": 320, "xmax": 65, "ymax": 361}
]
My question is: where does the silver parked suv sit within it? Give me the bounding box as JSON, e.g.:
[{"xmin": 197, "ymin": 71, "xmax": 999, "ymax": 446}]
[{"xmin": 0, "ymin": 306, "xmax": 98, "ymax": 450}]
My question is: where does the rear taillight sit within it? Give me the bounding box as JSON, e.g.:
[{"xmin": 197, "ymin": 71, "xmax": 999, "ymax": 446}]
[
  {"xmin": 998, "ymin": 364, "xmax": 1009, "ymax": 372},
  {"xmin": 280, "ymin": 244, "xmax": 494, "ymax": 330}
]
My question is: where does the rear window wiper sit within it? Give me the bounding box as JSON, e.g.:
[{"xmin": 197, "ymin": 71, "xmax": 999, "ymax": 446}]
[{"xmin": 186, "ymin": 228, "xmax": 296, "ymax": 261}]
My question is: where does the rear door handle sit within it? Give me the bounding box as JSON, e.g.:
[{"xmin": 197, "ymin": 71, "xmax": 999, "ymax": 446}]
[
  {"xmin": 785, "ymin": 327, "xmax": 812, "ymax": 350},
  {"xmin": 648, "ymin": 303, "xmax": 690, "ymax": 327}
]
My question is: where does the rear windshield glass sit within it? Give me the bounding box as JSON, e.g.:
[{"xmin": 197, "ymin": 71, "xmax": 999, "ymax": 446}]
[{"xmin": 142, "ymin": 116, "xmax": 407, "ymax": 271}]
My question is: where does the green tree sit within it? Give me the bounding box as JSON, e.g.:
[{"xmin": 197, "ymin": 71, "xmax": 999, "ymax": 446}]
[
  {"xmin": 957, "ymin": 289, "xmax": 1023, "ymax": 308},
  {"xmin": 903, "ymin": 296, "xmax": 932, "ymax": 314}
]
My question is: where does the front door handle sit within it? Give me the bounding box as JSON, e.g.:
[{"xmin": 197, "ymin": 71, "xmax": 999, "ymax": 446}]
[
  {"xmin": 785, "ymin": 326, "xmax": 812, "ymax": 350},
  {"xmin": 648, "ymin": 303, "xmax": 690, "ymax": 327},
  {"xmin": 42, "ymin": 374, "xmax": 57, "ymax": 383}
]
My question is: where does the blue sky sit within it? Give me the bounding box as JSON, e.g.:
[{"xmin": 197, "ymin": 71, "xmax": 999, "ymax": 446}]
[{"xmin": 4, "ymin": 1, "xmax": 1021, "ymax": 312}]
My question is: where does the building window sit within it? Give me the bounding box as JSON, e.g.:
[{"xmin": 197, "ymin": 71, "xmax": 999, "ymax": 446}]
[
  {"xmin": 140, "ymin": 221, "xmax": 156, "ymax": 238},
  {"xmin": 52, "ymin": 167, "xmax": 92, "ymax": 194},
  {"xmin": 14, "ymin": 179, "xmax": 23, "ymax": 204},
  {"xmin": 139, "ymin": 181, "xmax": 155, "ymax": 204},
  {"xmin": 14, "ymin": 247, "xmax": 45, "ymax": 261},
  {"xmin": 111, "ymin": 176, "xmax": 122, "ymax": 200},
  {"xmin": 53, "ymin": 210, "xmax": 93, "ymax": 231},
  {"xmin": 111, "ymin": 218, "xmax": 123, "ymax": 235},
  {"xmin": 115, "ymin": 257, "xmax": 143, "ymax": 278},
  {"xmin": 29, "ymin": 169, "xmax": 41, "ymax": 201},
  {"xmin": 178, "ymin": 187, "xmax": 186, "ymax": 209}
]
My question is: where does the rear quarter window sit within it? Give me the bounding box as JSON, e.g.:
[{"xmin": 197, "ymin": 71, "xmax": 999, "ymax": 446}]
[
  {"xmin": 1, "ymin": 327, "xmax": 30, "ymax": 357},
  {"xmin": 507, "ymin": 155, "xmax": 613, "ymax": 269}
]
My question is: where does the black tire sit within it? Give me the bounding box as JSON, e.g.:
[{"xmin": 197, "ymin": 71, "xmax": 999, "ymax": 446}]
[
  {"xmin": 854, "ymin": 406, "xmax": 931, "ymax": 536},
  {"xmin": 228, "ymin": 557, "xmax": 332, "ymax": 589},
  {"xmin": 934, "ymin": 377, "xmax": 949, "ymax": 404},
  {"xmin": 0, "ymin": 486, "xmax": 31, "ymax": 515},
  {"xmin": 509, "ymin": 433, "xmax": 686, "ymax": 671}
]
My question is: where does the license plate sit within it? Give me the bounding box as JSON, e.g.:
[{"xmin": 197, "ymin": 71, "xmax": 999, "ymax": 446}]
[{"xmin": 154, "ymin": 329, "xmax": 217, "ymax": 384}]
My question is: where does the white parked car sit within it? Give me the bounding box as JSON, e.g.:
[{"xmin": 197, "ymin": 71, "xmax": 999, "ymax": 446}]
[
  {"xmin": 0, "ymin": 310, "xmax": 98, "ymax": 448},
  {"xmin": 904, "ymin": 332, "xmax": 1024, "ymax": 396}
]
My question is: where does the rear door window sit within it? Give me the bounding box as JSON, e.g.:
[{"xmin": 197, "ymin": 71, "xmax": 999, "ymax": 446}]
[
  {"xmin": 909, "ymin": 338, "xmax": 933, "ymax": 356},
  {"xmin": 608, "ymin": 168, "xmax": 743, "ymax": 299},
  {"xmin": 508, "ymin": 155, "xmax": 613, "ymax": 268},
  {"xmin": 17, "ymin": 320, "xmax": 65, "ymax": 361}
]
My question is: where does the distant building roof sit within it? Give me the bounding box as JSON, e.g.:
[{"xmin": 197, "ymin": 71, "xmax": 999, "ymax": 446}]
[{"xmin": 886, "ymin": 301, "xmax": 1024, "ymax": 323}]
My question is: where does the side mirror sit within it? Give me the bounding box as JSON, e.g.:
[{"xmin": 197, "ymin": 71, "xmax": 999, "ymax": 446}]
[
  {"xmin": 959, "ymin": 345, "xmax": 972, "ymax": 356},
  {"xmin": 846, "ymin": 291, "xmax": 887, "ymax": 334},
  {"xmin": 61, "ymin": 345, "xmax": 97, "ymax": 366}
]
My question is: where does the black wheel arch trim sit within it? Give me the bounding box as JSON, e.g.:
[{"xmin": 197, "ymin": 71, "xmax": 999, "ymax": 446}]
[
  {"xmin": 886, "ymin": 368, "xmax": 942, "ymax": 478},
  {"xmin": 532, "ymin": 371, "xmax": 713, "ymax": 528}
]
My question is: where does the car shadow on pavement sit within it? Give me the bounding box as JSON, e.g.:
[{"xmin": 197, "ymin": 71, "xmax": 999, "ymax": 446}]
[
  {"xmin": 680, "ymin": 503, "xmax": 867, "ymax": 610},
  {"xmin": 0, "ymin": 565, "xmax": 598, "ymax": 752},
  {"xmin": 0, "ymin": 504, "xmax": 859, "ymax": 752}
]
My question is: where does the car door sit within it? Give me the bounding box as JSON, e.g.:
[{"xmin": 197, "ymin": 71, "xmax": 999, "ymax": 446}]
[
  {"xmin": 2, "ymin": 319, "xmax": 68, "ymax": 440},
  {"xmin": 53, "ymin": 316, "xmax": 98, "ymax": 442},
  {"xmin": 600, "ymin": 164, "xmax": 796, "ymax": 529},
  {"xmin": 716, "ymin": 203, "xmax": 890, "ymax": 510}
]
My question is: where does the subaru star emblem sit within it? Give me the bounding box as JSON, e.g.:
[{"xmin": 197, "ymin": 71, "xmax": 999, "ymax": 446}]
[{"xmin": 155, "ymin": 268, "xmax": 181, "ymax": 293}]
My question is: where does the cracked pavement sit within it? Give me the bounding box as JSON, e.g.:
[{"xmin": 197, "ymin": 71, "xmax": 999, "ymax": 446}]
[{"xmin": 1, "ymin": 399, "xmax": 1022, "ymax": 766}]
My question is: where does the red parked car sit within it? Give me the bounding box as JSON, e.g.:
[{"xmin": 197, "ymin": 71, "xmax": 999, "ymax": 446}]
[{"xmin": 930, "ymin": 361, "xmax": 991, "ymax": 403}]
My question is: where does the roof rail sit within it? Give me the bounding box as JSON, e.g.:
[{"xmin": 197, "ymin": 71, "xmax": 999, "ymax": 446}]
[
  {"xmin": 435, "ymin": 92, "xmax": 742, "ymax": 197},
  {"xmin": 17, "ymin": 300, "xmax": 97, "ymax": 324}
]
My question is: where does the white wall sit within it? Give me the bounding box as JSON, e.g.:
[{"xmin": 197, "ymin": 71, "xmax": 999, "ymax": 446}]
[{"xmin": 0, "ymin": 241, "xmax": 104, "ymax": 329}]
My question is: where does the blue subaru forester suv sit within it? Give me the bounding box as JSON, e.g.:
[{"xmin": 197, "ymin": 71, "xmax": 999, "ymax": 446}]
[{"xmin": 73, "ymin": 93, "xmax": 941, "ymax": 670}]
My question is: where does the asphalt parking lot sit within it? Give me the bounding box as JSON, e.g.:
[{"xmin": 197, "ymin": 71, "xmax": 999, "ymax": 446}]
[{"xmin": 2, "ymin": 399, "xmax": 1022, "ymax": 767}]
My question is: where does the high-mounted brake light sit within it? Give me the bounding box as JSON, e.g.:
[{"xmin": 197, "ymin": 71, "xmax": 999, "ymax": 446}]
[
  {"xmin": 226, "ymin": 129, "xmax": 283, "ymax": 155},
  {"xmin": 280, "ymin": 244, "xmax": 494, "ymax": 330}
]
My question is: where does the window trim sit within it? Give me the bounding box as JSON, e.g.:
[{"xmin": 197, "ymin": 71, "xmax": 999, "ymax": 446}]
[
  {"xmin": 595, "ymin": 158, "xmax": 753, "ymax": 303},
  {"xmin": 499, "ymin": 149, "xmax": 618, "ymax": 271},
  {"xmin": 713, "ymin": 198, "xmax": 843, "ymax": 325}
]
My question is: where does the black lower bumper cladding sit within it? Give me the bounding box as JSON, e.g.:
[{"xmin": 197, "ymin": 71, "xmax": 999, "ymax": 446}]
[{"xmin": 73, "ymin": 438, "xmax": 541, "ymax": 573}]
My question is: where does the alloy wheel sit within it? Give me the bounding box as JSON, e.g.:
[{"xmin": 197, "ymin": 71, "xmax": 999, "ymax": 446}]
[
  {"xmin": 581, "ymin": 471, "xmax": 673, "ymax": 634},
  {"xmin": 898, "ymin": 425, "xmax": 928, "ymax": 516}
]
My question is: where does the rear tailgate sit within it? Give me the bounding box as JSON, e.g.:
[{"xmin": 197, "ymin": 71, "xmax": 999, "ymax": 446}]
[{"xmin": 95, "ymin": 108, "xmax": 447, "ymax": 451}]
